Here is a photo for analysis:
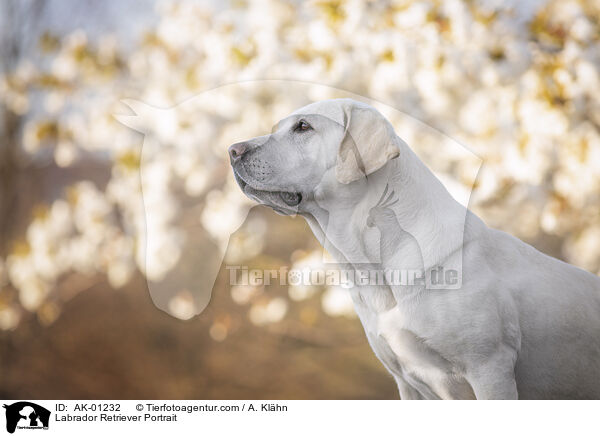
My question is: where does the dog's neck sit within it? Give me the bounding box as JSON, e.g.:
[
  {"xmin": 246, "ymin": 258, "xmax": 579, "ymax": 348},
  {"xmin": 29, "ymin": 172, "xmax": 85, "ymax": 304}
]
[{"xmin": 304, "ymin": 142, "xmax": 478, "ymax": 284}]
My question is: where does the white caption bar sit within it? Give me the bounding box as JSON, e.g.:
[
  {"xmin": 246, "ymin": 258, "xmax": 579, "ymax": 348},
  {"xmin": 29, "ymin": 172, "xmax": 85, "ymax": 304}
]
[{"xmin": 0, "ymin": 400, "xmax": 596, "ymax": 436}]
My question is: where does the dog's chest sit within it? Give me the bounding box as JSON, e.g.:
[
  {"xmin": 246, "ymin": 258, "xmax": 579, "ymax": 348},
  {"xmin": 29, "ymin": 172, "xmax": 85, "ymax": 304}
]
[{"xmin": 352, "ymin": 290, "xmax": 473, "ymax": 399}]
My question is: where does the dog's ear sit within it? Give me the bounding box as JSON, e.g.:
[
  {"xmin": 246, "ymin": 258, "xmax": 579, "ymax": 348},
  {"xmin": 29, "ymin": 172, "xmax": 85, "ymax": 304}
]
[{"xmin": 335, "ymin": 102, "xmax": 401, "ymax": 184}]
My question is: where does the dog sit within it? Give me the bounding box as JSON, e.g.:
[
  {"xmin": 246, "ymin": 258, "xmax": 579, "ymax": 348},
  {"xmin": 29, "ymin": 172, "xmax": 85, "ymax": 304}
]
[{"xmin": 229, "ymin": 98, "xmax": 600, "ymax": 399}]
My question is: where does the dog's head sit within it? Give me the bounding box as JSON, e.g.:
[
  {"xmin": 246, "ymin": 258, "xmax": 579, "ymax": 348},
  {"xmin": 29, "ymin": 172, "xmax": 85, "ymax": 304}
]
[{"xmin": 229, "ymin": 98, "xmax": 404, "ymax": 215}]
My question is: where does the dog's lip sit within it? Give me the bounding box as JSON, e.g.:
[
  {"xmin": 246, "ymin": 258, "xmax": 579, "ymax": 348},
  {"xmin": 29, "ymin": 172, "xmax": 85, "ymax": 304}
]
[
  {"xmin": 233, "ymin": 168, "xmax": 301, "ymax": 199},
  {"xmin": 233, "ymin": 170, "xmax": 248, "ymax": 190},
  {"xmin": 280, "ymin": 192, "xmax": 302, "ymax": 206},
  {"xmin": 232, "ymin": 168, "xmax": 302, "ymax": 213}
]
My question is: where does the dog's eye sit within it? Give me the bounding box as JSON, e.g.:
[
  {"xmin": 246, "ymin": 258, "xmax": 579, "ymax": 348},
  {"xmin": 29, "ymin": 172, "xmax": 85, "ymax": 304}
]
[{"xmin": 294, "ymin": 120, "xmax": 312, "ymax": 132}]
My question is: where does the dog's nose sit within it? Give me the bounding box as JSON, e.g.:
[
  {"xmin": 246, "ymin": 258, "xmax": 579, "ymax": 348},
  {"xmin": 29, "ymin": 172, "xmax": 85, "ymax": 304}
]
[{"xmin": 229, "ymin": 142, "xmax": 249, "ymax": 163}]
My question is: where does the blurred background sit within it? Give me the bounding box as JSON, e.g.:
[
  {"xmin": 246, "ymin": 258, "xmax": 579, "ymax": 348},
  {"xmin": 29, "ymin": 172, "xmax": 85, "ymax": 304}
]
[{"xmin": 0, "ymin": 0, "xmax": 599, "ymax": 399}]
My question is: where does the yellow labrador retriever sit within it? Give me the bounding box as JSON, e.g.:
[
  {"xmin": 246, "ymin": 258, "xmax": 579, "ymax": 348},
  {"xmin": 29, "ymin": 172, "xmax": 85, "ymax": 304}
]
[{"xmin": 229, "ymin": 98, "xmax": 600, "ymax": 399}]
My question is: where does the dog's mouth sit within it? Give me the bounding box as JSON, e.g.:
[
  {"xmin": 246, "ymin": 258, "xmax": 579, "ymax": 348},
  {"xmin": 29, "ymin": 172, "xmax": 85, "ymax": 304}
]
[
  {"xmin": 279, "ymin": 191, "xmax": 303, "ymax": 206},
  {"xmin": 233, "ymin": 171, "xmax": 302, "ymax": 213}
]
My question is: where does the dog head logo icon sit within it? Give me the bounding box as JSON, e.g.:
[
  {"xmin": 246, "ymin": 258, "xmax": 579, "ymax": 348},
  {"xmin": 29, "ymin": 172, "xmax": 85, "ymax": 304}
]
[{"xmin": 3, "ymin": 402, "xmax": 50, "ymax": 434}]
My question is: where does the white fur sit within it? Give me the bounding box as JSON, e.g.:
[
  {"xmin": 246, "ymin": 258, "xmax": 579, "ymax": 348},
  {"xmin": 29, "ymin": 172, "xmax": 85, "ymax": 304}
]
[{"xmin": 232, "ymin": 99, "xmax": 600, "ymax": 399}]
